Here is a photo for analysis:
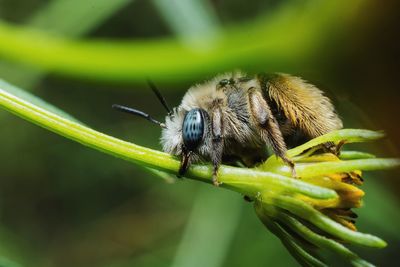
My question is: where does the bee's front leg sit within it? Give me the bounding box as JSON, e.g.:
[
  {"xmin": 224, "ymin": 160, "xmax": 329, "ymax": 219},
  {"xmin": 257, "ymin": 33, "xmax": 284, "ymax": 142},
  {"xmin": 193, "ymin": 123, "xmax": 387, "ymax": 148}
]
[
  {"xmin": 248, "ymin": 88, "xmax": 297, "ymax": 178},
  {"xmin": 178, "ymin": 148, "xmax": 192, "ymax": 178},
  {"xmin": 210, "ymin": 105, "xmax": 224, "ymax": 186}
]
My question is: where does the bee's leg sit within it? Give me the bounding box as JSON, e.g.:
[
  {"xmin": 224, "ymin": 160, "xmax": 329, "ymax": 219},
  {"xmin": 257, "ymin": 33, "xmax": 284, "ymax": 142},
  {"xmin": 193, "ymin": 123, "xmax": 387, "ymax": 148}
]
[
  {"xmin": 178, "ymin": 148, "xmax": 192, "ymax": 178},
  {"xmin": 335, "ymin": 140, "xmax": 346, "ymax": 154},
  {"xmin": 211, "ymin": 105, "xmax": 224, "ymax": 186},
  {"xmin": 322, "ymin": 140, "xmax": 345, "ymax": 156},
  {"xmin": 248, "ymin": 89, "xmax": 297, "ymax": 177},
  {"xmin": 243, "ymin": 195, "xmax": 253, "ymax": 202},
  {"xmin": 322, "ymin": 141, "xmax": 337, "ymax": 154}
]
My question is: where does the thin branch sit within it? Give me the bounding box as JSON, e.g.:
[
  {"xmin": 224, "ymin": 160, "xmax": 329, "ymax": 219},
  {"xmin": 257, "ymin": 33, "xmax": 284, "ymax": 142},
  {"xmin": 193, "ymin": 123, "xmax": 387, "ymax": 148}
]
[{"xmin": 0, "ymin": 82, "xmax": 338, "ymax": 200}]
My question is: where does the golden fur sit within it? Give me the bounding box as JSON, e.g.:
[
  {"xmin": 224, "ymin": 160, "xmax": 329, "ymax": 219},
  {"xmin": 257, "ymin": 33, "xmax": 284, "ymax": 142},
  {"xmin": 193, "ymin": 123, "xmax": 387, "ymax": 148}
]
[{"xmin": 265, "ymin": 73, "xmax": 342, "ymax": 137}]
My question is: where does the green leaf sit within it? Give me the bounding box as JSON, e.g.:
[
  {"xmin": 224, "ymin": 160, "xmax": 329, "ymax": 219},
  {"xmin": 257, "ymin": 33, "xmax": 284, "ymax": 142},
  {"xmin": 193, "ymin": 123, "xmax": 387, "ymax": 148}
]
[
  {"xmin": 0, "ymin": 1, "xmax": 365, "ymax": 84},
  {"xmin": 28, "ymin": 0, "xmax": 133, "ymax": 37},
  {"xmin": 287, "ymin": 129, "xmax": 385, "ymax": 158},
  {"xmin": 261, "ymin": 193, "xmax": 387, "ymax": 248},
  {"xmin": 152, "ymin": 0, "xmax": 219, "ymax": 46},
  {"xmin": 171, "ymin": 187, "xmax": 243, "ymax": 267},
  {"xmin": 257, "ymin": 211, "xmax": 327, "ymax": 267},
  {"xmin": 263, "ymin": 157, "xmax": 400, "ymax": 178},
  {"xmin": 277, "ymin": 212, "xmax": 374, "ymax": 267},
  {"xmin": 0, "ymin": 0, "xmax": 133, "ymax": 89},
  {"xmin": 0, "ymin": 79, "xmax": 80, "ymax": 123},
  {"xmin": 339, "ymin": 151, "xmax": 376, "ymax": 160}
]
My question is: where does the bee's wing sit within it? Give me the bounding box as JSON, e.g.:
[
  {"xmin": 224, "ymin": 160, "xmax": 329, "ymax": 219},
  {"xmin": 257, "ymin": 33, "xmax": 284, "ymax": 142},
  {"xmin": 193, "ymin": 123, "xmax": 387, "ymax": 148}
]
[{"xmin": 259, "ymin": 73, "xmax": 343, "ymax": 138}]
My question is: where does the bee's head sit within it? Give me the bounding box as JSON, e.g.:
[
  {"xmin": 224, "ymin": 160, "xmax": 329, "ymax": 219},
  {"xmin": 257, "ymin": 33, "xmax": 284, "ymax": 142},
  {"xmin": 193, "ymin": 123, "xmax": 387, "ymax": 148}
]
[
  {"xmin": 162, "ymin": 107, "xmax": 209, "ymax": 152},
  {"xmin": 161, "ymin": 106, "xmax": 210, "ymax": 176},
  {"xmin": 112, "ymin": 80, "xmax": 216, "ymax": 177}
]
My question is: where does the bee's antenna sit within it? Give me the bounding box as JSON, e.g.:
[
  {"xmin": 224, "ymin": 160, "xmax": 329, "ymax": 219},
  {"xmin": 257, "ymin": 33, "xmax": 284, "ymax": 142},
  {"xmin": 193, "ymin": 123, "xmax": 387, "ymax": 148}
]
[
  {"xmin": 112, "ymin": 104, "xmax": 166, "ymax": 128},
  {"xmin": 147, "ymin": 80, "xmax": 172, "ymax": 115}
]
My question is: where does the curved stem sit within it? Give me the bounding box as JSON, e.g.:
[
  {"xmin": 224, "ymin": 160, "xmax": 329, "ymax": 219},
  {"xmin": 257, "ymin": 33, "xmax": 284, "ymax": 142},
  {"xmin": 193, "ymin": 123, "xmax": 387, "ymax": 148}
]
[
  {"xmin": 256, "ymin": 205, "xmax": 327, "ymax": 267},
  {"xmin": 265, "ymin": 159, "xmax": 400, "ymax": 178},
  {"xmin": 260, "ymin": 193, "xmax": 387, "ymax": 248},
  {"xmin": 0, "ymin": 83, "xmax": 338, "ymax": 200},
  {"xmin": 277, "ymin": 212, "xmax": 374, "ymax": 267},
  {"xmin": 287, "ymin": 129, "xmax": 385, "ymax": 158},
  {"xmin": 0, "ymin": 1, "xmax": 364, "ymax": 83}
]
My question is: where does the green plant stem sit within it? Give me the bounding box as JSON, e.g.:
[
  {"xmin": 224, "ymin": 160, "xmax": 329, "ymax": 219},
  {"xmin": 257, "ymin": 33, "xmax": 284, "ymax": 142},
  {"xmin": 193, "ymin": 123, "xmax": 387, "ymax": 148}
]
[
  {"xmin": 287, "ymin": 129, "xmax": 385, "ymax": 158},
  {"xmin": 0, "ymin": 0, "xmax": 133, "ymax": 89},
  {"xmin": 1, "ymin": 80, "xmax": 399, "ymax": 203},
  {"xmin": 260, "ymin": 193, "xmax": 386, "ymax": 248},
  {"xmin": 0, "ymin": 1, "xmax": 364, "ymax": 83},
  {"xmin": 277, "ymin": 212, "xmax": 374, "ymax": 267},
  {"xmin": 296, "ymin": 159, "xmax": 400, "ymax": 178},
  {"xmin": 265, "ymin": 159, "xmax": 400, "ymax": 178},
  {"xmin": 0, "ymin": 84, "xmax": 337, "ymax": 200},
  {"xmin": 339, "ymin": 151, "xmax": 376, "ymax": 160},
  {"xmin": 260, "ymin": 213, "xmax": 327, "ymax": 267},
  {"xmin": 256, "ymin": 202, "xmax": 374, "ymax": 267}
]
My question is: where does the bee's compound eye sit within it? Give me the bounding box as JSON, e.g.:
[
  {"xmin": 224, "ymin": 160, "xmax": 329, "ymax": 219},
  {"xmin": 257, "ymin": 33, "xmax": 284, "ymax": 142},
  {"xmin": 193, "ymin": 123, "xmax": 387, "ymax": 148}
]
[{"xmin": 182, "ymin": 109, "xmax": 205, "ymax": 151}]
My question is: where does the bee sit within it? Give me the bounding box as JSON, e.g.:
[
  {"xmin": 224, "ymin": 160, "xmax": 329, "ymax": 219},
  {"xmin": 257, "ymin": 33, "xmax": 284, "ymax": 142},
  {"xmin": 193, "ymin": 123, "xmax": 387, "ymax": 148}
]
[{"xmin": 113, "ymin": 72, "xmax": 343, "ymax": 186}]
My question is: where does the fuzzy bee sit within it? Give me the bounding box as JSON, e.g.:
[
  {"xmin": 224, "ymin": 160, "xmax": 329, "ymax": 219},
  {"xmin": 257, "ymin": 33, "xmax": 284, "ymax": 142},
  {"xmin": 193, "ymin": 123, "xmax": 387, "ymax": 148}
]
[{"xmin": 113, "ymin": 72, "xmax": 342, "ymax": 186}]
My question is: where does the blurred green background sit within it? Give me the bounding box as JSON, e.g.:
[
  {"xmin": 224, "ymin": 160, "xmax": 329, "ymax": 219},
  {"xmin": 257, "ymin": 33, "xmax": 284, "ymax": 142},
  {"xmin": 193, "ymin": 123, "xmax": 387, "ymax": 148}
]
[{"xmin": 0, "ymin": 0, "xmax": 399, "ymax": 266}]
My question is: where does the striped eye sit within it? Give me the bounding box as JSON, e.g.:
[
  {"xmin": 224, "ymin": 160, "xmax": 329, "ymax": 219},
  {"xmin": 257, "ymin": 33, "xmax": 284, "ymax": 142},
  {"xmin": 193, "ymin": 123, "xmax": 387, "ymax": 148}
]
[{"xmin": 182, "ymin": 109, "xmax": 205, "ymax": 151}]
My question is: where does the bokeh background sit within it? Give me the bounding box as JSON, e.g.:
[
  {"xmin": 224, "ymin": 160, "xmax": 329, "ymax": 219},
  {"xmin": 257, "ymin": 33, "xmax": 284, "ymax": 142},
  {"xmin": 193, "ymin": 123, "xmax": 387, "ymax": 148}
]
[{"xmin": 0, "ymin": 0, "xmax": 399, "ymax": 266}]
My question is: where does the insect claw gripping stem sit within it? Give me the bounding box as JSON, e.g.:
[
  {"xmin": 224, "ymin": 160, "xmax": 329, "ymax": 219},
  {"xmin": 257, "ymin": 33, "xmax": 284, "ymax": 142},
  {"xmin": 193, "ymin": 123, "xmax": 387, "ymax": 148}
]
[
  {"xmin": 291, "ymin": 165, "xmax": 298, "ymax": 178},
  {"xmin": 212, "ymin": 175, "xmax": 222, "ymax": 186},
  {"xmin": 212, "ymin": 169, "xmax": 222, "ymax": 187},
  {"xmin": 283, "ymin": 156, "xmax": 298, "ymax": 178},
  {"xmin": 335, "ymin": 140, "xmax": 346, "ymax": 155}
]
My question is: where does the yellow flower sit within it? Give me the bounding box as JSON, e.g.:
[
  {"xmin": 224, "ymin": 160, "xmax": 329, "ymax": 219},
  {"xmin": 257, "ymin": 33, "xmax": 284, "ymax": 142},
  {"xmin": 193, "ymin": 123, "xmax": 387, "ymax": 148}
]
[
  {"xmin": 295, "ymin": 153, "xmax": 365, "ymax": 231},
  {"xmin": 251, "ymin": 130, "xmax": 400, "ymax": 266}
]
